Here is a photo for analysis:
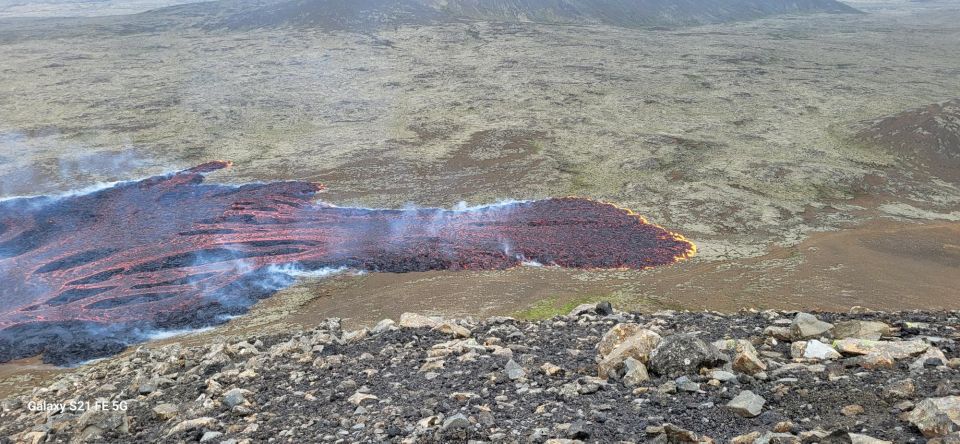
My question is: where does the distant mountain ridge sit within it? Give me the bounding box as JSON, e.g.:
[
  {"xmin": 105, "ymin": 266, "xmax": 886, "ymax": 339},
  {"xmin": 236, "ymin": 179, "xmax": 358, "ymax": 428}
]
[{"xmin": 153, "ymin": 0, "xmax": 861, "ymax": 30}]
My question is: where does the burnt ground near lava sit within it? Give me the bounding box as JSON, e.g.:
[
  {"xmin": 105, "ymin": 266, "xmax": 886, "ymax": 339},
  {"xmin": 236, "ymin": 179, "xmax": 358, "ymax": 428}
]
[
  {"xmin": 0, "ymin": 306, "xmax": 958, "ymax": 443},
  {"xmin": 0, "ymin": 163, "xmax": 692, "ymax": 366}
]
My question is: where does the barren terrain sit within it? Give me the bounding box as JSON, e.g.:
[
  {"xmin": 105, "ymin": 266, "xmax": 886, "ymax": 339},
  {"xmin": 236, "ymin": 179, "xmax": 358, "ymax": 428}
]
[{"xmin": 0, "ymin": 0, "xmax": 959, "ymax": 403}]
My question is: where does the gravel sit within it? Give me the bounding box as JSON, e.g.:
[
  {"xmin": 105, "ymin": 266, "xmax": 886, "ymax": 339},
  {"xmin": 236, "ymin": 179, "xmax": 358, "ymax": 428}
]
[{"xmin": 1, "ymin": 306, "xmax": 958, "ymax": 443}]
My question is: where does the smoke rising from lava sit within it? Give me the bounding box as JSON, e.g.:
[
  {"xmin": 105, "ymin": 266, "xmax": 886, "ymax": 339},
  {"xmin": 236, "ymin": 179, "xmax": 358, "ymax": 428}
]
[{"xmin": 0, "ymin": 162, "xmax": 694, "ymax": 365}]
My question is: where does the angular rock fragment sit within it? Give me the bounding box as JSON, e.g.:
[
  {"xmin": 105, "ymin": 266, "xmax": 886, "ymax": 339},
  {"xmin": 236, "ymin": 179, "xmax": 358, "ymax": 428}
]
[
  {"xmin": 649, "ymin": 423, "xmax": 715, "ymax": 443},
  {"xmin": 153, "ymin": 403, "xmax": 179, "ymax": 420},
  {"xmin": 807, "ymin": 339, "xmax": 842, "ymax": 360},
  {"xmin": 434, "ymin": 321, "xmax": 471, "ymax": 338},
  {"xmin": 621, "ymin": 357, "xmax": 650, "ymax": 386},
  {"xmin": 834, "ymin": 339, "xmax": 929, "ymax": 359},
  {"xmin": 347, "ymin": 391, "xmax": 379, "ymax": 406},
  {"xmin": 505, "ymin": 359, "xmax": 527, "ymax": 380},
  {"xmin": 597, "ymin": 325, "xmax": 661, "ymax": 379},
  {"xmin": 909, "ymin": 347, "xmax": 948, "ymax": 371},
  {"xmin": 371, "ymin": 318, "xmax": 397, "ymax": 334},
  {"xmin": 908, "ymin": 397, "xmax": 960, "ymax": 438},
  {"xmin": 726, "ymin": 390, "xmax": 765, "ymax": 418},
  {"xmin": 831, "ymin": 320, "xmax": 892, "ymax": 340},
  {"xmin": 400, "ymin": 312, "xmax": 441, "ymax": 329},
  {"xmin": 791, "ymin": 313, "xmax": 834, "ymax": 339}
]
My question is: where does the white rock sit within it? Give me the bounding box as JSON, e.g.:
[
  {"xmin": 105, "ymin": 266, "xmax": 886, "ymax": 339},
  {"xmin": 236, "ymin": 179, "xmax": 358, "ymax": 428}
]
[
  {"xmin": 803, "ymin": 340, "xmax": 842, "ymax": 360},
  {"xmin": 347, "ymin": 392, "xmax": 379, "ymax": 406},
  {"xmin": 399, "ymin": 312, "xmax": 441, "ymax": 329}
]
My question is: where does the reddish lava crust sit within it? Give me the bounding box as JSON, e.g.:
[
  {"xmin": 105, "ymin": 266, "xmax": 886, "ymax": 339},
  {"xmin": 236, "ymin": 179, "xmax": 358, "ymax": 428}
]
[{"xmin": 0, "ymin": 162, "xmax": 694, "ymax": 365}]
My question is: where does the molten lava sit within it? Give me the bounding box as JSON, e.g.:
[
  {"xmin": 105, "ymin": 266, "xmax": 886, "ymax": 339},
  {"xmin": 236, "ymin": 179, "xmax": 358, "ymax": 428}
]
[{"xmin": 0, "ymin": 162, "xmax": 694, "ymax": 364}]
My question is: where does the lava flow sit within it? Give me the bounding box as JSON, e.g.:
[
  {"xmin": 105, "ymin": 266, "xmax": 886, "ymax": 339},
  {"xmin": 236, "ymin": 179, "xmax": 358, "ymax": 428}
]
[{"xmin": 0, "ymin": 162, "xmax": 694, "ymax": 365}]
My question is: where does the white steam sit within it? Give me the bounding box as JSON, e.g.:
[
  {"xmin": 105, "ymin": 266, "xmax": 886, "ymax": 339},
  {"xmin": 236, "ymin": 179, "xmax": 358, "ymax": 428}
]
[
  {"xmin": 0, "ymin": 179, "xmax": 135, "ymax": 203},
  {"xmin": 144, "ymin": 326, "xmax": 216, "ymax": 341},
  {"xmin": 265, "ymin": 264, "xmax": 350, "ymax": 279}
]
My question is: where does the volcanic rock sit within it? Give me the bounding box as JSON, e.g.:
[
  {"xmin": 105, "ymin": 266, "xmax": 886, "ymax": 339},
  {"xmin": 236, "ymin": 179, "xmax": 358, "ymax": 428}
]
[
  {"xmin": 340, "ymin": 328, "xmax": 368, "ymax": 343},
  {"xmin": 709, "ymin": 370, "xmax": 738, "ymax": 382},
  {"xmin": 541, "ymin": 362, "xmax": 564, "ymax": 377},
  {"xmin": 675, "ymin": 376, "xmax": 700, "ymax": 392},
  {"xmin": 848, "ymin": 433, "xmax": 893, "ymax": 444},
  {"xmin": 400, "ymin": 313, "xmax": 441, "ymax": 329},
  {"xmin": 731, "ymin": 431, "xmax": 762, "ymax": 444},
  {"xmin": 791, "ymin": 313, "xmax": 834, "ymax": 339},
  {"xmin": 842, "ymin": 404, "xmax": 865, "ymax": 416},
  {"xmin": 773, "ymin": 422, "xmax": 794, "ymax": 433},
  {"xmin": 2, "ymin": 308, "xmax": 958, "ymax": 443},
  {"xmin": 166, "ymin": 417, "xmax": 218, "ymax": 437},
  {"xmin": 754, "ymin": 432, "xmax": 800, "ymax": 443},
  {"xmin": 569, "ymin": 301, "xmax": 613, "ymax": 317},
  {"xmin": 505, "ymin": 359, "xmax": 527, "ymax": 380},
  {"xmin": 650, "ymin": 423, "xmax": 715, "ymax": 443},
  {"xmin": 714, "ymin": 339, "xmax": 767, "ymax": 375},
  {"xmin": 370, "ymin": 319, "xmax": 396, "ymax": 334},
  {"xmin": 649, "ymin": 334, "xmax": 724, "ymax": 377},
  {"xmin": 566, "ymin": 420, "xmax": 590, "ymax": 440},
  {"xmin": 834, "ymin": 339, "xmax": 929, "ymax": 359},
  {"xmin": 138, "ymin": 381, "xmax": 157, "ymax": 395},
  {"xmin": 832, "ymin": 320, "xmax": 892, "ymax": 341},
  {"xmin": 222, "ymin": 388, "xmax": 251, "ymax": 408},
  {"xmin": 433, "ymin": 321, "xmax": 471, "ymax": 338},
  {"xmin": 441, "ymin": 413, "xmax": 470, "ymax": 432},
  {"xmin": 419, "ymin": 358, "xmax": 445, "ymax": 373},
  {"xmin": 621, "ymin": 357, "xmax": 650, "ymax": 386},
  {"xmin": 801, "ymin": 339, "xmax": 842, "ymax": 360},
  {"xmin": 858, "ymin": 352, "xmax": 897, "ymax": 370},
  {"xmin": 597, "ymin": 324, "xmax": 661, "ymax": 379},
  {"xmin": 199, "ymin": 431, "xmax": 224, "ymax": 442},
  {"xmin": 153, "ymin": 403, "xmax": 179, "ymax": 420},
  {"xmin": 77, "ymin": 408, "xmax": 130, "ymax": 439},
  {"xmin": 765, "ymin": 326, "xmax": 795, "ymax": 341},
  {"xmin": 909, "ymin": 397, "xmax": 960, "ymax": 437},
  {"xmin": 884, "ymin": 379, "xmax": 917, "ymax": 399},
  {"xmin": 910, "ymin": 347, "xmax": 948, "ymax": 371},
  {"xmin": 597, "ymin": 323, "xmax": 653, "ymax": 356},
  {"xmin": 727, "ymin": 390, "xmax": 765, "ymax": 418},
  {"xmin": 347, "ymin": 392, "xmax": 379, "ymax": 406}
]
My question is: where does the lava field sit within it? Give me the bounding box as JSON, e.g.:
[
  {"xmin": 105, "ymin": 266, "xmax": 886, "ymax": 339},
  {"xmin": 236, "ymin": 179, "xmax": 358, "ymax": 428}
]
[{"xmin": 0, "ymin": 162, "xmax": 694, "ymax": 365}]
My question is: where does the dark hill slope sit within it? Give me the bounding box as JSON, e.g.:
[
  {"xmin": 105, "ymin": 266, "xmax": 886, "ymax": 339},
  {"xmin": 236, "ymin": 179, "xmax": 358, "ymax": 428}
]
[{"xmin": 858, "ymin": 98, "xmax": 960, "ymax": 183}]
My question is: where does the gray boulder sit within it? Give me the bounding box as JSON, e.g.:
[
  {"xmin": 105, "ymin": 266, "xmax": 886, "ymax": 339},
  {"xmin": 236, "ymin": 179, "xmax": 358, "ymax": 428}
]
[
  {"xmin": 831, "ymin": 320, "xmax": 891, "ymax": 340},
  {"xmin": 791, "ymin": 313, "xmax": 834, "ymax": 339},
  {"xmin": 726, "ymin": 390, "xmax": 765, "ymax": 417},
  {"xmin": 649, "ymin": 334, "xmax": 725, "ymax": 377}
]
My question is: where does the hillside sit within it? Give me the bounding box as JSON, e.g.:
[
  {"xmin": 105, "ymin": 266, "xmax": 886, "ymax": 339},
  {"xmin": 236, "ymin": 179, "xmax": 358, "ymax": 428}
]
[
  {"xmin": 150, "ymin": 0, "xmax": 861, "ymax": 30},
  {"xmin": 858, "ymin": 98, "xmax": 960, "ymax": 183}
]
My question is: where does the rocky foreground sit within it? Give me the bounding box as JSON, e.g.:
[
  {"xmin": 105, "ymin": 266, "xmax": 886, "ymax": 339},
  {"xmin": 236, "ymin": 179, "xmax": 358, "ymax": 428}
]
[{"xmin": 2, "ymin": 306, "xmax": 959, "ymax": 443}]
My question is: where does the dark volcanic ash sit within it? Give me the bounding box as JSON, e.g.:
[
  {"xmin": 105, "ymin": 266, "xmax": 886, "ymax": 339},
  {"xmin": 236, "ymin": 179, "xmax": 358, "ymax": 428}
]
[{"xmin": 0, "ymin": 162, "xmax": 694, "ymax": 365}]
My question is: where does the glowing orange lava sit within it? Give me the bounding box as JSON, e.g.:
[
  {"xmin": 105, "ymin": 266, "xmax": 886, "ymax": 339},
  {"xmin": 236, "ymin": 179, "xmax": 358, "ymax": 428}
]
[{"xmin": 0, "ymin": 162, "xmax": 694, "ymax": 364}]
